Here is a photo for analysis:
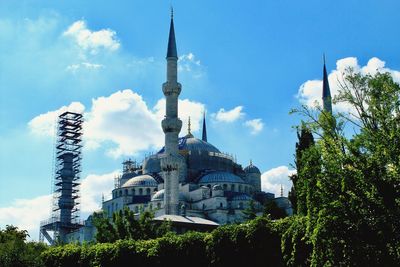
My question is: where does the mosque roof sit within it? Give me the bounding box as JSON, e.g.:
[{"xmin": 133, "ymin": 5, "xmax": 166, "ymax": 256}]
[
  {"xmin": 121, "ymin": 174, "xmax": 158, "ymax": 188},
  {"xmin": 151, "ymin": 189, "xmax": 187, "ymax": 201},
  {"xmin": 244, "ymin": 163, "xmax": 261, "ymax": 174},
  {"xmin": 230, "ymin": 193, "xmax": 253, "ymax": 201},
  {"xmin": 198, "ymin": 171, "xmax": 245, "ymax": 184},
  {"xmin": 158, "ymin": 136, "xmax": 221, "ymax": 154}
]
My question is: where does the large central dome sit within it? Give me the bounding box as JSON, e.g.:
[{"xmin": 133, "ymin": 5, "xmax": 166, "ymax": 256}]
[{"xmin": 183, "ymin": 137, "xmax": 220, "ymax": 153}]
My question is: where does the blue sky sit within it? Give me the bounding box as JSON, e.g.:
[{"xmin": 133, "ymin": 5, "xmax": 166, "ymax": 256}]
[{"xmin": 1, "ymin": 0, "xmax": 400, "ymax": 238}]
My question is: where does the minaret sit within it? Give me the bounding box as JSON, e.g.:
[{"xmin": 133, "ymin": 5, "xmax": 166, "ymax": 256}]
[
  {"xmin": 161, "ymin": 8, "xmax": 184, "ymax": 215},
  {"xmin": 202, "ymin": 111, "xmax": 207, "ymax": 142},
  {"xmin": 322, "ymin": 55, "xmax": 332, "ymax": 113}
]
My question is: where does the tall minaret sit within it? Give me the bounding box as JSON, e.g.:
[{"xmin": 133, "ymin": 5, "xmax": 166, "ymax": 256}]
[
  {"xmin": 322, "ymin": 55, "xmax": 332, "ymax": 113},
  {"xmin": 202, "ymin": 111, "xmax": 207, "ymax": 142},
  {"xmin": 161, "ymin": 9, "xmax": 184, "ymax": 215}
]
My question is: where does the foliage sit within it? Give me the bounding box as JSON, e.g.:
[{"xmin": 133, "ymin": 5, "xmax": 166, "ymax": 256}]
[
  {"xmin": 93, "ymin": 208, "xmax": 172, "ymax": 242},
  {"xmin": 0, "ymin": 225, "xmax": 47, "ymax": 267},
  {"xmin": 263, "ymin": 200, "xmax": 287, "ymax": 219},
  {"xmin": 242, "ymin": 199, "xmax": 257, "ymax": 220},
  {"xmin": 292, "ymin": 71, "xmax": 400, "ymax": 266}
]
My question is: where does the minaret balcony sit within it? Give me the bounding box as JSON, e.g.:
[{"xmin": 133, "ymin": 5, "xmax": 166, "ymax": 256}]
[
  {"xmin": 162, "ymin": 117, "xmax": 182, "ymax": 133},
  {"xmin": 162, "ymin": 82, "xmax": 181, "ymax": 96}
]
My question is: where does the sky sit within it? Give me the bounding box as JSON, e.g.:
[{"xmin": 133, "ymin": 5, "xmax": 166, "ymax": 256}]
[{"xmin": 1, "ymin": 0, "xmax": 400, "ymax": 240}]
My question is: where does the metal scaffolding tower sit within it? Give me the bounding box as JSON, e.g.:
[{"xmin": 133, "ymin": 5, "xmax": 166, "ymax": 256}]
[{"xmin": 39, "ymin": 111, "xmax": 84, "ymax": 244}]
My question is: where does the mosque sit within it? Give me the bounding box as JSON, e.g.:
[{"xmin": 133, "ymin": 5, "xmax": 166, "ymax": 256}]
[
  {"xmin": 65, "ymin": 11, "xmax": 293, "ymax": 242},
  {"xmin": 100, "ymin": 12, "xmax": 292, "ymax": 227}
]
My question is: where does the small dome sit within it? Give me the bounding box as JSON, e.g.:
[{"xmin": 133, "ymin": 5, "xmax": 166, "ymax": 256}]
[
  {"xmin": 151, "ymin": 189, "xmax": 186, "ymax": 201},
  {"xmin": 212, "ymin": 184, "xmax": 223, "ymax": 191},
  {"xmin": 121, "ymin": 174, "xmax": 158, "ymax": 188},
  {"xmin": 199, "ymin": 171, "xmax": 245, "ymax": 184},
  {"xmin": 244, "ymin": 163, "xmax": 261, "ymax": 174},
  {"xmin": 120, "ymin": 172, "xmax": 137, "ymax": 181}
]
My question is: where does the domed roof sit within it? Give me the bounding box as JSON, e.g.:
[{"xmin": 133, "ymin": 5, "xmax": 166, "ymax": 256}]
[
  {"xmin": 183, "ymin": 137, "xmax": 220, "ymax": 153},
  {"xmin": 244, "ymin": 162, "xmax": 261, "ymax": 174},
  {"xmin": 121, "ymin": 174, "xmax": 158, "ymax": 188},
  {"xmin": 120, "ymin": 172, "xmax": 137, "ymax": 181},
  {"xmin": 151, "ymin": 189, "xmax": 186, "ymax": 201},
  {"xmin": 199, "ymin": 171, "xmax": 245, "ymax": 184}
]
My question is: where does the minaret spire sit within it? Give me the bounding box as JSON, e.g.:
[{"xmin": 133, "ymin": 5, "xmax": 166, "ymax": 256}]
[
  {"xmin": 202, "ymin": 111, "xmax": 208, "ymax": 142},
  {"xmin": 322, "ymin": 54, "xmax": 332, "ymax": 113},
  {"xmin": 161, "ymin": 10, "xmax": 184, "ymax": 215}
]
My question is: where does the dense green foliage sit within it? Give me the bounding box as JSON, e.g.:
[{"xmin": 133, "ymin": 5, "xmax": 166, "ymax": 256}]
[
  {"xmin": 288, "ymin": 71, "xmax": 400, "ymax": 266},
  {"xmin": 0, "ymin": 225, "xmax": 47, "ymax": 267},
  {"xmin": 93, "ymin": 208, "xmax": 172, "ymax": 242}
]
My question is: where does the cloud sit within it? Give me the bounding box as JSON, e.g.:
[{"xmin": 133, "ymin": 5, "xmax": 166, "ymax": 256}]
[
  {"xmin": 0, "ymin": 194, "xmax": 52, "ymax": 240},
  {"xmin": 213, "ymin": 106, "xmax": 244, "ymax": 123},
  {"xmin": 28, "ymin": 89, "xmax": 206, "ymax": 158},
  {"xmin": 261, "ymin": 166, "xmax": 296, "ymax": 197},
  {"xmin": 63, "ymin": 20, "xmax": 120, "ymax": 54},
  {"xmin": 297, "ymin": 57, "xmax": 400, "ymax": 113},
  {"xmin": 28, "ymin": 102, "xmax": 85, "ymax": 136},
  {"xmin": 80, "ymin": 171, "xmax": 119, "ymax": 213},
  {"xmin": 178, "ymin": 52, "xmax": 204, "ymax": 78},
  {"xmin": 244, "ymin": 118, "xmax": 264, "ymax": 135}
]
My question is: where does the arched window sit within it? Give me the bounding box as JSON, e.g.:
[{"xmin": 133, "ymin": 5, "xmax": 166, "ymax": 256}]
[
  {"xmin": 125, "ymin": 189, "xmax": 128, "ymax": 195},
  {"xmin": 220, "ymin": 202, "xmax": 223, "ymax": 208},
  {"xmin": 157, "ymin": 202, "xmax": 161, "ymax": 209},
  {"xmin": 223, "ymin": 184, "xmax": 227, "ymax": 190},
  {"xmin": 239, "ymin": 185, "xmax": 243, "ymax": 193},
  {"xmin": 231, "ymin": 184, "xmax": 235, "ymax": 191},
  {"xmin": 207, "ymin": 184, "xmax": 211, "ymax": 188},
  {"xmin": 132, "ymin": 188, "xmax": 135, "ymax": 195},
  {"xmin": 146, "ymin": 188, "xmax": 151, "ymax": 195},
  {"xmin": 139, "ymin": 188, "xmax": 143, "ymax": 195},
  {"xmin": 119, "ymin": 191, "xmax": 122, "ymax": 197}
]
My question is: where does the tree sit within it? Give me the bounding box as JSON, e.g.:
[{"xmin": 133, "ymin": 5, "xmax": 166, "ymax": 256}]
[
  {"xmin": 242, "ymin": 200, "xmax": 257, "ymax": 220},
  {"xmin": 93, "ymin": 208, "xmax": 172, "ymax": 243},
  {"xmin": 293, "ymin": 71, "xmax": 400, "ymax": 266},
  {"xmin": 263, "ymin": 201, "xmax": 287, "ymax": 220},
  {"xmin": 0, "ymin": 225, "xmax": 47, "ymax": 267}
]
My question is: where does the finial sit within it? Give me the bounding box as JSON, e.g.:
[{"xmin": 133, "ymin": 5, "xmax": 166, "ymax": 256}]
[
  {"xmin": 250, "ymin": 159, "xmax": 253, "ymax": 166},
  {"xmin": 188, "ymin": 116, "xmax": 191, "ymax": 134},
  {"xmin": 171, "ymin": 6, "xmax": 174, "ymax": 19},
  {"xmin": 102, "ymin": 193, "xmax": 104, "ymax": 203},
  {"xmin": 323, "ymin": 53, "xmax": 326, "ymax": 65},
  {"xmin": 280, "ymin": 184, "xmax": 283, "ymax": 197}
]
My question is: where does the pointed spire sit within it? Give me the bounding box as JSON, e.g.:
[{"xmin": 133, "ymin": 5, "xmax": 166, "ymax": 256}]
[
  {"xmin": 188, "ymin": 116, "xmax": 191, "ymax": 135},
  {"xmin": 280, "ymin": 184, "xmax": 284, "ymax": 197},
  {"xmin": 202, "ymin": 111, "xmax": 208, "ymax": 142},
  {"xmin": 166, "ymin": 7, "xmax": 178, "ymax": 59},
  {"xmin": 250, "ymin": 159, "xmax": 253, "ymax": 166},
  {"xmin": 322, "ymin": 54, "xmax": 332, "ymax": 113}
]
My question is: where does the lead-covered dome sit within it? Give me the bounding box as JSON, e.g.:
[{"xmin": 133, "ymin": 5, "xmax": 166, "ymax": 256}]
[
  {"xmin": 183, "ymin": 137, "xmax": 220, "ymax": 153},
  {"xmin": 244, "ymin": 163, "xmax": 261, "ymax": 174},
  {"xmin": 199, "ymin": 171, "xmax": 245, "ymax": 184},
  {"xmin": 121, "ymin": 174, "xmax": 158, "ymax": 188}
]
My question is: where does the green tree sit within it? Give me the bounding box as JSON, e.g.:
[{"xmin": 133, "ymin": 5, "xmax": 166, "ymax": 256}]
[
  {"xmin": 0, "ymin": 225, "xmax": 47, "ymax": 267},
  {"xmin": 263, "ymin": 201, "xmax": 287, "ymax": 220},
  {"xmin": 242, "ymin": 200, "xmax": 257, "ymax": 220},
  {"xmin": 293, "ymin": 71, "xmax": 400, "ymax": 266}
]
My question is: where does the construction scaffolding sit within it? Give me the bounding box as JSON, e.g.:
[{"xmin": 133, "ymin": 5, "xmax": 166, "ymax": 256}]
[{"xmin": 39, "ymin": 111, "xmax": 84, "ymax": 244}]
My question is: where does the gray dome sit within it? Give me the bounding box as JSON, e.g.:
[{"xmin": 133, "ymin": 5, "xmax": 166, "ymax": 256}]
[
  {"xmin": 183, "ymin": 137, "xmax": 220, "ymax": 153},
  {"xmin": 199, "ymin": 171, "xmax": 245, "ymax": 184},
  {"xmin": 121, "ymin": 174, "xmax": 158, "ymax": 188},
  {"xmin": 244, "ymin": 164, "xmax": 261, "ymax": 174},
  {"xmin": 151, "ymin": 189, "xmax": 186, "ymax": 201},
  {"xmin": 120, "ymin": 172, "xmax": 137, "ymax": 181}
]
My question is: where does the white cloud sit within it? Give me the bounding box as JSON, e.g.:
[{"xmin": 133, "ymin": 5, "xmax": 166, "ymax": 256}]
[
  {"xmin": 297, "ymin": 56, "xmax": 400, "ymax": 113},
  {"xmin": 213, "ymin": 106, "xmax": 244, "ymax": 123},
  {"xmin": 66, "ymin": 62, "xmax": 104, "ymax": 72},
  {"xmin": 261, "ymin": 166, "xmax": 296, "ymax": 197},
  {"xmin": 63, "ymin": 20, "xmax": 120, "ymax": 54},
  {"xmin": 28, "ymin": 102, "xmax": 85, "ymax": 136},
  {"xmin": 80, "ymin": 171, "xmax": 119, "ymax": 213},
  {"xmin": 0, "ymin": 194, "xmax": 52, "ymax": 240},
  {"xmin": 244, "ymin": 118, "xmax": 264, "ymax": 135},
  {"xmin": 29, "ymin": 90, "xmax": 206, "ymax": 158},
  {"xmin": 178, "ymin": 52, "xmax": 204, "ymax": 78}
]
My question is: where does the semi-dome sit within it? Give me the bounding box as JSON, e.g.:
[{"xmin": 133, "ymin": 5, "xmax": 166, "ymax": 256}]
[
  {"xmin": 121, "ymin": 174, "xmax": 158, "ymax": 188},
  {"xmin": 199, "ymin": 171, "xmax": 245, "ymax": 184},
  {"xmin": 244, "ymin": 163, "xmax": 261, "ymax": 174},
  {"xmin": 151, "ymin": 189, "xmax": 186, "ymax": 201}
]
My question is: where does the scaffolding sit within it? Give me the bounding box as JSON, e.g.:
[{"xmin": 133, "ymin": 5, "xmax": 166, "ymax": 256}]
[{"xmin": 39, "ymin": 111, "xmax": 84, "ymax": 244}]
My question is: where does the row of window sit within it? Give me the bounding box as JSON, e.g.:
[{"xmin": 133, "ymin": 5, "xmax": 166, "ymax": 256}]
[
  {"xmin": 206, "ymin": 183, "xmax": 253, "ymax": 193},
  {"xmin": 113, "ymin": 187, "xmax": 157, "ymax": 198}
]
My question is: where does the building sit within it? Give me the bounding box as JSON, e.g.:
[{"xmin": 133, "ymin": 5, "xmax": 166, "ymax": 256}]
[{"xmin": 65, "ymin": 11, "xmax": 293, "ymax": 243}]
